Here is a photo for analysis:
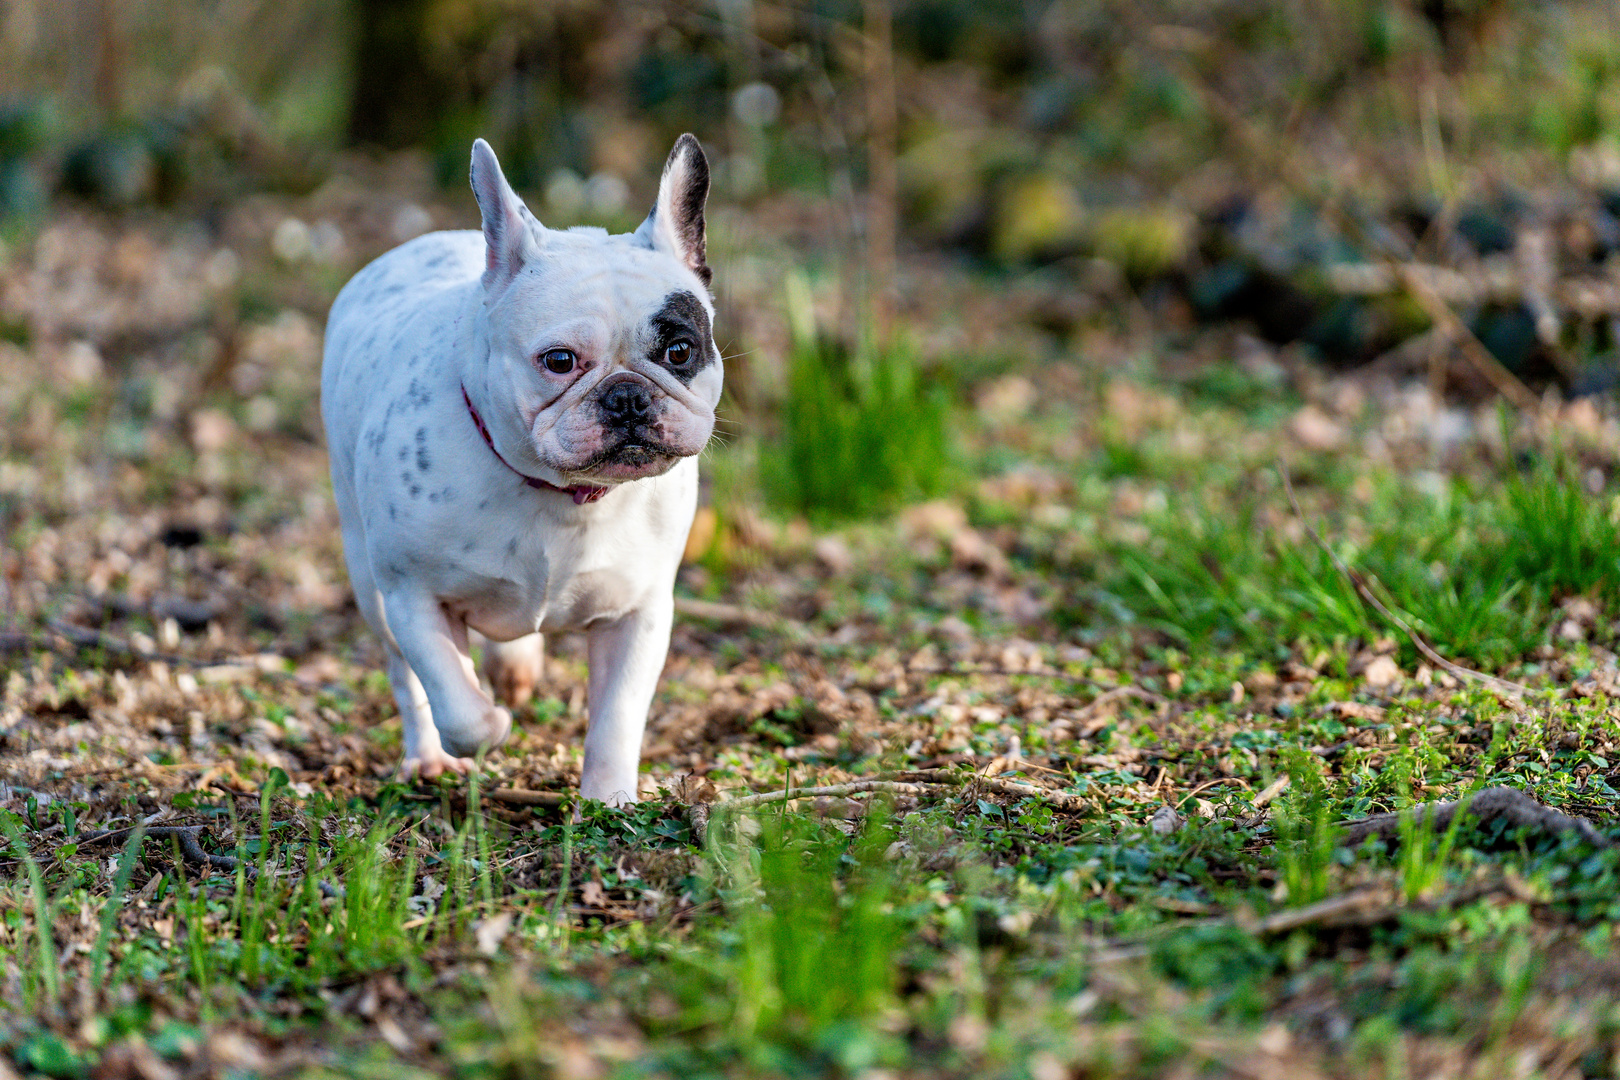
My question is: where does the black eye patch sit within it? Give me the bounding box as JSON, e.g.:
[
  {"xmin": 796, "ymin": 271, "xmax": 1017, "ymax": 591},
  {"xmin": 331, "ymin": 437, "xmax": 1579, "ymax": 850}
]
[{"xmin": 646, "ymin": 290, "xmax": 715, "ymax": 384}]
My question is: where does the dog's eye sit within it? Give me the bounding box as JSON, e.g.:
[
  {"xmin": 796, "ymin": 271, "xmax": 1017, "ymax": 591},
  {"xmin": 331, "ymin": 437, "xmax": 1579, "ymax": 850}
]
[
  {"xmin": 541, "ymin": 348, "xmax": 576, "ymax": 374},
  {"xmin": 665, "ymin": 341, "xmax": 692, "ymax": 367}
]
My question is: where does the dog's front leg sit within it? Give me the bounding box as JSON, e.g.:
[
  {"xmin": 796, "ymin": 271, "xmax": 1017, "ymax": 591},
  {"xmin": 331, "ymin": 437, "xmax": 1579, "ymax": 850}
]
[
  {"xmin": 581, "ymin": 600, "xmax": 674, "ymax": 805},
  {"xmin": 382, "ymin": 588, "xmax": 513, "ymax": 769}
]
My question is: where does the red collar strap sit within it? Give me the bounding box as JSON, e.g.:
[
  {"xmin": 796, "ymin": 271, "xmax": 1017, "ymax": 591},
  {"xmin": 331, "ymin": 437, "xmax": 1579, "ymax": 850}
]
[{"xmin": 462, "ymin": 385, "xmax": 609, "ymax": 505}]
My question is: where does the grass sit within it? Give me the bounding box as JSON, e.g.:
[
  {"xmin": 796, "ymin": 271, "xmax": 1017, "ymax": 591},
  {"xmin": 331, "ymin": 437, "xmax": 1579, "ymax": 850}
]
[
  {"xmin": 5, "ymin": 676, "xmax": 1620, "ymax": 1076},
  {"xmin": 758, "ymin": 275, "xmax": 954, "ymax": 522},
  {"xmin": 1095, "ymin": 455, "xmax": 1619, "ymax": 670},
  {"xmin": 10, "ymin": 375, "xmax": 1618, "ymax": 1077}
]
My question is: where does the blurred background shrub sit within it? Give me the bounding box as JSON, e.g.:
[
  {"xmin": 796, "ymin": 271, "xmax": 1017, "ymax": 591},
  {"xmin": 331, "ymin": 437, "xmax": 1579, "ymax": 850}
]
[
  {"xmin": 759, "ymin": 273, "xmax": 953, "ymax": 521},
  {"xmin": 9, "ymin": 0, "xmax": 1620, "ymax": 520}
]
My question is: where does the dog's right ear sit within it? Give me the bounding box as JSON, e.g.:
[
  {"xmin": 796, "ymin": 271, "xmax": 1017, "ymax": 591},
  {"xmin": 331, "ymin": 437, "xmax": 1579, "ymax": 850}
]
[
  {"xmin": 632, "ymin": 134, "xmax": 711, "ymax": 287},
  {"xmin": 469, "ymin": 139, "xmax": 540, "ymax": 291}
]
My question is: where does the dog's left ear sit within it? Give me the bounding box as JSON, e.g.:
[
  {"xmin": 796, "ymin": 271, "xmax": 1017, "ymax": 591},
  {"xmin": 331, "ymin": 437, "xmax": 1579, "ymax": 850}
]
[
  {"xmin": 634, "ymin": 134, "xmax": 711, "ymax": 287},
  {"xmin": 470, "ymin": 139, "xmax": 542, "ymax": 292}
]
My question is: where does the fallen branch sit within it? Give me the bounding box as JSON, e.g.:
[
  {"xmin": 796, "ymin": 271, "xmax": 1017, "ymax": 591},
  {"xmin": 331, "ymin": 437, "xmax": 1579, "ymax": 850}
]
[
  {"xmin": 714, "ymin": 780, "xmax": 936, "ymax": 812},
  {"xmin": 1336, "ymin": 786, "xmax": 1612, "ymax": 850},
  {"xmin": 1093, "ymin": 875, "xmax": 1538, "ymax": 967},
  {"xmin": 674, "ymin": 597, "xmax": 807, "ymax": 636},
  {"xmin": 1278, "ymin": 462, "xmax": 1531, "ymax": 699},
  {"xmin": 1157, "ymin": 45, "xmax": 1542, "ymax": 411},
  {"xmin": 897, "ymin": 768, "xmax": 1093, "ymax": 813},
  {"xmin": 1179, "ymin": 777, "xmax": 1251, "ymax": 806},
  {"xmin": 398, "ymin": 786, "xmax": 568, "ymax": 810},
  {"xmin": 702, "ymin": 768, "xmax": 1095, "ymax": 825},
  {"xmin": 79, "ymin": 824, "xmax": 246, "ymax": 875},
  {"xmin": 1392, "ymin": 265, "xmax": 1542, "ymax": 410},
  {"xmin": 13, "ymin": 620, "xmax": 308, "ymax": 686},
  {"xmin": 41, "ymin": 621, "xmax": 194, "ymax": 667},
  {"xmin": 911, "ymin": 667, "xmax": 1168, "ymax": 709},
  {"xmin": 485, "ymin": 788, "xmax": 567, "ymax": 808}
]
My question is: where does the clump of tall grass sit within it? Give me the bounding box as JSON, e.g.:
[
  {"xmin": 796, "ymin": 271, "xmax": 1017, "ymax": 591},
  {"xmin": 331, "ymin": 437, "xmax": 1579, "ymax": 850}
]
[
  {"xmin": 0, "ymin": 784, "xmax": 491, "ymax": 1016},
  {"xmin": 1102, "ymin": 457, "xmax": 1618, "ymax": 668},
  {"xmin": 759, "ymin": 275, "xmax": 954, "ymax": 521},
  {"xmin": 681, "ymin": 809, "xmax": 909, "ymax": 1068}
]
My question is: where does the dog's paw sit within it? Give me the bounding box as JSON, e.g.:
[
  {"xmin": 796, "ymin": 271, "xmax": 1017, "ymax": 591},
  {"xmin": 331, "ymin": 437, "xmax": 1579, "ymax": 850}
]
[
  {"xmin": 398, "ymin": 750, "xmax": 478, "ymax": 781},
  {"xmin": 489, "ymin": 658, "xmax": 540, "ymax": 709},
  {"xmin": 484, "ymin": 636, "xmax": 545, "ymax": 709},
  {"xmin": 440, "ymin": 705, "xmax": 513, "ymax": 759}
]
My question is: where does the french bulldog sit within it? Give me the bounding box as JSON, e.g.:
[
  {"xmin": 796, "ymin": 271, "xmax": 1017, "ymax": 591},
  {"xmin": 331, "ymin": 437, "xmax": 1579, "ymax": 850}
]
[{"xmin": 320, "ymin": 135, "xmax": 721, "ymax": 803}]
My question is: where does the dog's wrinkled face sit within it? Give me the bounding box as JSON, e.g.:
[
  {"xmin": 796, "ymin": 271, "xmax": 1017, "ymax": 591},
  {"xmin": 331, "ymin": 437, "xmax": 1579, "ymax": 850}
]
[{"xmin": 469, "ymin": 136, "xmax": 722, "ymax": 484}]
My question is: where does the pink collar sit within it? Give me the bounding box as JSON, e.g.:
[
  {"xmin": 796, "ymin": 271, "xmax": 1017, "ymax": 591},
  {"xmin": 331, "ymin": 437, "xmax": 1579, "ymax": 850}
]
[{"xmin": 462, "ymin": 385, "xmax": 609, "ymax": 505}]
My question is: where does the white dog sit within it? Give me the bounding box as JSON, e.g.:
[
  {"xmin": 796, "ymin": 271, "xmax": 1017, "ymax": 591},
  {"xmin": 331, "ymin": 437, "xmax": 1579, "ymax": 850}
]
[{"xmin": 321, "ymin": 135, "xmax": 721, "ymax": 803}]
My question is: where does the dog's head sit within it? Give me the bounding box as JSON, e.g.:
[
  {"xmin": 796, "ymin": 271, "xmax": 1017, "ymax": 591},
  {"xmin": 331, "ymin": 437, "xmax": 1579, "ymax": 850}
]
[{"xmin": 468, "ymin": 136, "xmax": 721, "ymax": 486}]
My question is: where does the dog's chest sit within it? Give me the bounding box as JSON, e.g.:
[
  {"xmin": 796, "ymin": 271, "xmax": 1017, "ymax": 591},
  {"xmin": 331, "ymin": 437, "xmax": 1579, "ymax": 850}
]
[{"xmin": 444, "ymin": 486, "xmax": 674, "ymax": 641}]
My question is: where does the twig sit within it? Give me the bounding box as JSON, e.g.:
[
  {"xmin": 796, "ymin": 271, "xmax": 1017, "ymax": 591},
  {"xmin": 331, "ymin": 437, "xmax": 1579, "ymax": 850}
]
[
  {"xmin": 485, "ymin": 788, "xmax": 567, "ymax": 808},
  {"xmin": 18, "ymin": 620, "xmax": 306, "ymax": 686},
  {"xmin": 1393, "ymin": 265, "xmax": 1541, "ymax": 410},
  {"xmin": 43, "ymin": 620, "xmax": 194, "ymax": 666},
  {"xmin": 79, "ymin": 824, "xmax": 245, "ymax": 874},
  {"xmin": 77, "ymin": 822, "xmax": 346, "ymax": 896},
  {"xmin": 714, "ymin": 780, "xmax": 936, "ymax": 811},
  {"xmin": 708, "ymin": 766, "xmax": 1096, "ymax": 818},
  {"xmin": 673, "ymin": 597, "xmax": 807, "ymax": 635},
  {"xmin": 896, "ymin": 768, "xmax": 1093, "ymax": 813},
  {"xmin": 399, "ymin": 786, "xmax": 568, "ymax": 809},
  {"xmin": 1092, "ymin": 875, "xmax": 1533, "ymax": 966},
  {"xmin": 1179, "ymin": 777, "xmax": 1251, "ymax": 807},
  {"xmin": 1246, "ymin": 888, "xmax": 1394, "ymax": 935},
  {"xmin": 1078, "ymin": 684, "xmax": 1168, "ymax": 713},
  {"xmin": 913, "ymin": 667, "xmax": 1168, "ymax": 707},
  {"xmin": 1336, "ymin": 786, "xmax": 1612, "ymax": 849},
  {"xmin": 1277, "ymin": 461, "xmax": 1531, "ymax": 699},
  {"xmin": 687, "ymin": 801, "xmax": 711, "ymax": 846}
]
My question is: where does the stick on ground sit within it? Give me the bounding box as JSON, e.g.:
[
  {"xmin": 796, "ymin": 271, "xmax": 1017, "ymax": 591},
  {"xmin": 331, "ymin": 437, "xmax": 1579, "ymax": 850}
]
[
  {"xmin": 80, "ymin": 824, "xmax": 248, "ymax": 875},
  {"xmin": 1336, "ymin": 785, "xmax": 1612, "ymax": 849},
  {"xmin": 78, "ymin": 822, "xmax": 347, "ymax": 896}
]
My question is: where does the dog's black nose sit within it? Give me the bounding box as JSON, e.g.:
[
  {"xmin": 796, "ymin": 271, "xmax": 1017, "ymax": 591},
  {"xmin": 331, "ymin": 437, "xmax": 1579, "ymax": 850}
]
[{"xmin": 601, "ymin": 381, "xmax": 653, "ymax": 421}]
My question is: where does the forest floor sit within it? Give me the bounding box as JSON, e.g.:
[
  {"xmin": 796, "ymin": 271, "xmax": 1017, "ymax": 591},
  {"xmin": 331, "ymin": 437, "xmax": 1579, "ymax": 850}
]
[{"xmin": 3, "ymin": 159, "xmax": 1620, "ymax": 1079}]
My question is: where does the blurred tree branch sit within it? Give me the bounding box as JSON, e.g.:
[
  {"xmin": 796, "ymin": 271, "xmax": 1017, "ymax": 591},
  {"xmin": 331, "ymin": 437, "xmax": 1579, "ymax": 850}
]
[{"xmin": 863, "ymin": 0, "xmax": 896, "ymax": 343}]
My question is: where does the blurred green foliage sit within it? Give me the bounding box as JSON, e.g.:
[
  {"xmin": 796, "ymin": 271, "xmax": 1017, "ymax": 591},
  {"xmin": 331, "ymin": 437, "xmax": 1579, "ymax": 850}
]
[
  {"xmin": 6, "ymin": 0, "xmax": 1618, "ymax": 216},
  {"xmin": 759, "ymin": 275, "xmax": 954, "ymax": 521}
]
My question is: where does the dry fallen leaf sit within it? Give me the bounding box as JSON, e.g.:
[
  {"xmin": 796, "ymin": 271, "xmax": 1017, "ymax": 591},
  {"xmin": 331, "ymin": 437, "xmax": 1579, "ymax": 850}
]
[
  {"xmin": 475, "ymin": 911, "xmax": 514, "ymax": 956},
  {"xmin": 1362, "ymin": 655, "xmax": 1402, "ymax": 689}
]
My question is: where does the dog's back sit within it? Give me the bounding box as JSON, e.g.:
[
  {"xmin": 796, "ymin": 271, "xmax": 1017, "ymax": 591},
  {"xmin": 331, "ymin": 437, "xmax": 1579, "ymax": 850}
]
[{"xmin": 321, "ymin": 231, "xmax": 481, "ymax": 419}]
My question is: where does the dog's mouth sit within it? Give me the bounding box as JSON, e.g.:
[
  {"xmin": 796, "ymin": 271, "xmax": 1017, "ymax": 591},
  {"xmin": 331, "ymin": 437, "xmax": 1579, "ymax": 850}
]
[{"xmin": 569, "ymin": 438, "xmax": 685, "ymax": 482}]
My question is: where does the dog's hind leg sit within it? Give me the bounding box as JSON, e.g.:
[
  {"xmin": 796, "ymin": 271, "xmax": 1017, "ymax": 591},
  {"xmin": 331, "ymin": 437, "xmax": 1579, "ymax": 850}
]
[{"xmin": 484, "ymin": 633, "xmax": 545, "ymax": 709}]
